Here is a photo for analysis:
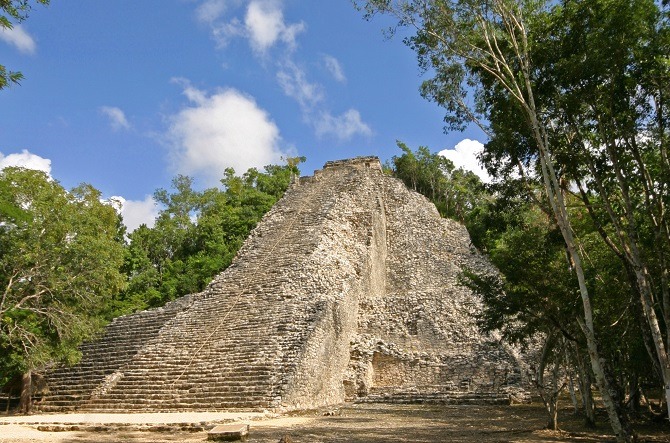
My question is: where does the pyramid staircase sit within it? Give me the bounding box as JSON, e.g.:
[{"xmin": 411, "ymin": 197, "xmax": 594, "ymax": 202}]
[
  {"xmin": 40, "ymin": 162, "xmax": 380, "ymax": 412},
  {"xmin": 39, "ymin": 295, "xmax": 196, "ymax": 411}
]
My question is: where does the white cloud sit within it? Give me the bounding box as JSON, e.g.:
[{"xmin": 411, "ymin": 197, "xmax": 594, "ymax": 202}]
[
  {"xmin": 276, "ymin": 61, "xmax": 324, "ymax": 111},
  {"xmin": 273, "ymin": 62, "xmax": 369, "ymax": 141},
  {"xmin": 315, "ymin": 109, "xmax": 372, "ymax": 141},
  {"xmin": 196, "ymin": 0, "xmax": 228, "ymax": 24},
  {"xmin": 192, "ymin": 1, "xmax": 365, "ymax": 143},
  {"xmin": 0, "ymin": 24, "xmax": 36, "ymax": 54},
  {"xmin": 196, "ymin": 0, "xmax": 304, "ymax": 53},
  {"xmin": 110, "ymin": 195, "xmax": 158, "ymax": 232},
  {"xmin": 0, "ymin": 150, "xmax": 52, "ymax": 176},
  {"xmin": 438, "ymin": 139, "xmax": 492, "ymax": 183},
  {"xmin": 195, "ymin": 0, "xmax": 244, "ymax": 48},
  {"xmin": 210, "ymin": 18, "xmax": 245, "ymax": 47},
  {"xmin": 244, "ymin": 0, "xmax": 305, "ymax": 53},
  {"xmin": 166, "ymin": 80, "xmax": 286, "ymax": 185},
  {"xmin": 323, "ymin": 55, "xmax": 346, "ymax": 83},
  {"xmin": 100, "ymin": 106, "xmax": 131, "ymax": 131}
]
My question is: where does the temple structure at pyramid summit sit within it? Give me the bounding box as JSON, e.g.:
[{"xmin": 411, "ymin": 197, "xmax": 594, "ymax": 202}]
[{"xmin": 39, "ymin": 157, "xmax": 526, "ymax": 412}]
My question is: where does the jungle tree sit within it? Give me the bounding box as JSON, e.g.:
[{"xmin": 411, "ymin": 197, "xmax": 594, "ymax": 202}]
[
  {"xmin": 0, "ymin": 167, "xmax": 125, "ymax": 412},
  {"xmin": 357, "ymin": 0, "xmax": 670, "ymax": 437}
]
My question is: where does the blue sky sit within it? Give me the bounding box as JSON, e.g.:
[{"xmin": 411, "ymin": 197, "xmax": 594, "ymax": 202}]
[{"xmin": 1, "ymin": 0, "xmax": 487, "ymax": 231}]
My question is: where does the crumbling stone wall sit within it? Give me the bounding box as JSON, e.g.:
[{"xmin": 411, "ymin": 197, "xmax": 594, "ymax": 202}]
[
  {"xmin": 346, "ymin": 171, "xmax": 524, "ymax": 402},
  {"xmin": 40, "ymin": 156, "xmax": 525, "ymax": 413}
]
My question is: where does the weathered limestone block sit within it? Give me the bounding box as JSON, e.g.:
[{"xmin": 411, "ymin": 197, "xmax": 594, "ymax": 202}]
[{"xmin": 208, "ymin": 424, "xmax": 249, "ymax": 441}]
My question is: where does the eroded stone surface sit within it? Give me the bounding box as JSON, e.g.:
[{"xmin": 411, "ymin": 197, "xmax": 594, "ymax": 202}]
[
  {"xmin": 207, "ymin": 423, "xmax": 249, "ymax": 441},
  {"xmin": 39, "ymin": 156, "xmax": 526, "ymax": 413}
]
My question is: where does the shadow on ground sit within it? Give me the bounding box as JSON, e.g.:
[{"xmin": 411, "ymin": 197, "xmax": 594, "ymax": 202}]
[{"xmin": 36, "ymin": 403, "xmax": 670, "ymax": 443}]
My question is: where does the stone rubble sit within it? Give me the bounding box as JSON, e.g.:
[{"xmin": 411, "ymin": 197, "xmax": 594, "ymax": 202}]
[{"xmin": 39, "ymin": 156, "xmax": 527, "ymax": 413}]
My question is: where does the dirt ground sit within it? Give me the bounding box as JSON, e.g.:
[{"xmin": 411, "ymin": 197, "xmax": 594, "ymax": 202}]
[{"xmin": 1, "ymin": 403, "xmax": 669, "ymax": 443}]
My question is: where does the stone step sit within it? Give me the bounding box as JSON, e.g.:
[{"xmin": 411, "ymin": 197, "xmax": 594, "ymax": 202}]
[
  {"xmin": 100, "ymin": 380, "xmax": 274, "ymax": 391},
  {"xmin": 37, "ymin": 404, "xmax": 80, "ymax": 413},
  {"xmin": 84, "ymin": 397, "xmax": 271, "ymax": 408},
  {"xmin": 40, "ymin": 394, "xmax": 88, "ymax": 402},
  {"xmin": 95, "ymin": 367, "xmax": 272, "ymax": 376},
  {"xmin": 80, "ymin": 402, "xmax": 268, "ymax": 412},
  {"xmin": 46, "ymin": 374, "xmax": 113, "ymax": 384},
  {"xmin": 127, "ymin": 350, "xmax": 279, "ymax": 361},
  {"xmin": 89, "ymin": 391, "xmax": 270, "ymax": 403},
  {"xmin": 357, "ymin": 390, "xmax": 511, "ymax": 406}
]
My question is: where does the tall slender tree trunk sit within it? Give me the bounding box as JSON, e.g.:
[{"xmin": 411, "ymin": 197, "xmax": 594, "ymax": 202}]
[
  {"xmin": 568, "ymin": 372, "xmax": 579, "ymax": 415},
  {"xmin": 536, "ymin": 333, "xmax": 563, "ymax": 431},
  {"xmin": 18, "ymin": 370, "xmax": 32, "ymax": 414},
  {"xmin": 582, "ymin": 373, "xmax": 597, "ymax": 427},
  {"xmin": 547, "ymin": 398, "xmax": 559, "ymax": 431},
  {"xmin": 564, "ymin": 343, "xmax": 580, "ymax": 415},
  {"xmin": 533, "ymin": 138, "xmax": 631, "ymax": 442},
  {"xmin": 548, "ymin": 356, "xmax": 563, "ymax": 431},
  {"xmin": 606, "ymin": 140, "xmax": 670, "ymax": 422},
  {"xmin": 631, "ymin": 264, "xmax": 670, "ymax": 421},
  {"xmin": 504, "ymin": 10, "xmax": 632, "ymax": 433},
  {"xmin": 575, "ymin": 348, "xmax": 596, "ymax": 427},
  {"xmin": 628, "ymin": 375, "xmax": 640, "ymax": 413},
  {"xmin": 5, "ymin": 387, "xmax": 12, "ymax": 413}
]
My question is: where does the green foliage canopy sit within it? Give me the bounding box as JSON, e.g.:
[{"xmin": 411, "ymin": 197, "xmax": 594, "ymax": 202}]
[
  {"xmin": 389, "ymin": 141, "xmax": 487, "ymax": 222},
  {"xmin": 0, "ymin": 168, "xmax": 125, "ymax": 386},
  {"xmin": 113, "ymin": 159, "xmax": 304, "ymax": 316}
]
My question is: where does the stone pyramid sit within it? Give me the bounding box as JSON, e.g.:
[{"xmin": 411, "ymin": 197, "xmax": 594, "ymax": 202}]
[{"xmin": 39, "ymin": 157, "xmax": 524, "ymax": 412}]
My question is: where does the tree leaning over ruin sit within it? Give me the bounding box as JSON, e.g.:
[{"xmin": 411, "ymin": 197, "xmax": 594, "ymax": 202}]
[{"xmin": 0, "ymin": 167, "xmax": 126, "ymax": 413}]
